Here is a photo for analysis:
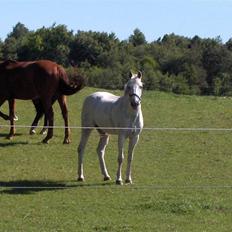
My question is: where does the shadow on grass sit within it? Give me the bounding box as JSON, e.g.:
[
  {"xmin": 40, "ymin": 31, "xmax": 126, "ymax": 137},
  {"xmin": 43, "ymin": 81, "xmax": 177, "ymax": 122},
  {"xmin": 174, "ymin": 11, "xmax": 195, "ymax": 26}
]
[
  {"xmin": 0, "ymin": 132, "xmax": 23, "ymax": 137},
  {"xmin": 0, "ymin": 179, "xmax": 114, "ymax": 195},
  {"xmin": 0, "ymin": 133, "xmax": 28, "ymax": 147},
  {"xmin": 0, "ymin": 141, "xmax": 29, "ymax": 147}
]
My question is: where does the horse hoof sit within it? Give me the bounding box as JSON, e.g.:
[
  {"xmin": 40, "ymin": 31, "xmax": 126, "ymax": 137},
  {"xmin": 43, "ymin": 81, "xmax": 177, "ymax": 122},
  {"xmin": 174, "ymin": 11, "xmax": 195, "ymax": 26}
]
[
  {"xmin": 77, "ymin": 177, "xmax": 84, "ymax": 182},
  {"xmin": 104, "ymin": 176, "xmax": 111, "ymax": 181},
  {"xmin": 63, "ymin": 138, "xmax": 71, "ymax": 144},
  {"xmin": 125, "ymin": 179, "xmax": 133, "ymax": 184},
  {"xmin": 115, "ymin": 180, "xmax": 123, "ymax": 185},
  {"xmin": 30, "ymin": 129, "xmax": 36, "ymax": 135},
  {"xmin": 40, "ymin": 130, "xmax": 47, "ymax": 135},
  {"xmin": 42, "ymin": 139, "xmax": 49, "ymax": 144},
  {"xmin": 6, "ymin": 135, "xmax": 13, "ymax": 140},
  {"xmin": 13, "ymin": 115, "xmax": 18, "ymax": 121}
]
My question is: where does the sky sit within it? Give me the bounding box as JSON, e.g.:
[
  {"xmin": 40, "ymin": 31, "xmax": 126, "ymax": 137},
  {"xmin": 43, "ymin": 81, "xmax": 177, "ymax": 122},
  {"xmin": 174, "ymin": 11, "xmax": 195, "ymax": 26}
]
[{"xmin": 1, "ymin": 0, "xmax": 232, "ymax": 43}]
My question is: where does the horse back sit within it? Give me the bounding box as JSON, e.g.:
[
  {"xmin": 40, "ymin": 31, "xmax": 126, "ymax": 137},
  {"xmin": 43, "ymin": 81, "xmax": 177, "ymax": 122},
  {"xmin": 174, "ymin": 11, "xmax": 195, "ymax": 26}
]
[{"xmin": 0, "ymin": 60, "xmax": 61, "ymax": 99}]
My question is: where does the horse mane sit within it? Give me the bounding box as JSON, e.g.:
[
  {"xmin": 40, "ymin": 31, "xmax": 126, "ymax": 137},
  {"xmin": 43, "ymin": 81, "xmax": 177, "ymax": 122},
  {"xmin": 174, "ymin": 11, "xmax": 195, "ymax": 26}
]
[
  {"xmin": 5, "ymin": 59, "xmax": 17, "ymax": 64},
  {"xmin": 0, "ymin": 59, "xmax": 18, "ymax": 69}
]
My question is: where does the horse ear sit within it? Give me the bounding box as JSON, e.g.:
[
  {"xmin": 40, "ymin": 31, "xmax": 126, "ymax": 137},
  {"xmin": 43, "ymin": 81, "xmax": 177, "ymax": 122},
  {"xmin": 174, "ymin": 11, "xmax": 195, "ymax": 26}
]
[
  {"xmin": 138, "ymin": 71, "xmax": 142, "ymax": 79},
  {"xmin": 129, "ymin": 71, "xmax": 133, "ymax": 79}
]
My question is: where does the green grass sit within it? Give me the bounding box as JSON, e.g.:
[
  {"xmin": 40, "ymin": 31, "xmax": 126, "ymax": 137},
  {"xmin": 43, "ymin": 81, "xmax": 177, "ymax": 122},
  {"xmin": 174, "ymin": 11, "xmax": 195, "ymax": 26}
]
[{"xmin": 1, "ymin": 88, "xmax": 232, "ymax": 231}]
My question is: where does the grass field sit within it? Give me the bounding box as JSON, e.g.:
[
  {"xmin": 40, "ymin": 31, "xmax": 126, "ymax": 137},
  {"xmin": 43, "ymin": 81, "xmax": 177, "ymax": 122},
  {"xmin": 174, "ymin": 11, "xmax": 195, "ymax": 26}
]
[{"xmin": 1, "ymin": 87, "xmax": 232, "ymax": 231}]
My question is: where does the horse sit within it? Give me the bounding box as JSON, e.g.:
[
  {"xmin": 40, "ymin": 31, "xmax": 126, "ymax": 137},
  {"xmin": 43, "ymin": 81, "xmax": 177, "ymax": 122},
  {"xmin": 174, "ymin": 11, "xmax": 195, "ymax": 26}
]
[
  {"xmin": 77, "ymin": 71, "xmax": 143, "ymax": 185},
  {"xmin": 0, "ymin": 60, "xmax": 85, "ymax": 143}
]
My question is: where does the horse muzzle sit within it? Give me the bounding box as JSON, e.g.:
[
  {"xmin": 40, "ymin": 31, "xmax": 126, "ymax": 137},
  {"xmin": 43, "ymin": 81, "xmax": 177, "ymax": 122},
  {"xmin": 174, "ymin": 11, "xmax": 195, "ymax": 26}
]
[
  {"xmin": 130, "ymin": 94, "xmax": 141, "ymax": 110},
  {"xmin": 131, "ymin": 101, "xmax": 140, "ymax": 110}
]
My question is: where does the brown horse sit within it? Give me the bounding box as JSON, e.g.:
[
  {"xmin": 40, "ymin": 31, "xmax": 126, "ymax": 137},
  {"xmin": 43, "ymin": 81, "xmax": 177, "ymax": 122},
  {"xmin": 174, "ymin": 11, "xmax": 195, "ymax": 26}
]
[{"xmin": 0, "ymin": 60, "xmax": 85, "ymax": 143}]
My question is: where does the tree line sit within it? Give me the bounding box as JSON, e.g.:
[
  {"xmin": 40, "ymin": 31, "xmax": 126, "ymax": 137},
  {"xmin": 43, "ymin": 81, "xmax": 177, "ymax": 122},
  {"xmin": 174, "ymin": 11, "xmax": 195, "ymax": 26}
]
[{"xmin": 1, "ymin": 22, "xmax": 232, "ymax": 96}]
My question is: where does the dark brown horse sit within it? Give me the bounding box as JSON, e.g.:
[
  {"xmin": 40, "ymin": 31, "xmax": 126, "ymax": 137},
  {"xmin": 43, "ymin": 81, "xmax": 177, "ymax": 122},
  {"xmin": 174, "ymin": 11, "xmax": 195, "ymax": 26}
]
[{"xmin": 0, "ymin": 60, "xmax": 85, "ymax": 143}]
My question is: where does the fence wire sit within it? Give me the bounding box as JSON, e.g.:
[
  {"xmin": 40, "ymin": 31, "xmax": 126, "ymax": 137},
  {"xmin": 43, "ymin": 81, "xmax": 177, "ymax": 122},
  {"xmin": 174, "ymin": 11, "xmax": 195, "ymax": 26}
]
[
  {"xmin": 1, "ymin": 184, "xmax": 232, "ymax": 190},
  {"xmin": 1, "ymin": 124, "xmax": 232, "ymax": 131}
]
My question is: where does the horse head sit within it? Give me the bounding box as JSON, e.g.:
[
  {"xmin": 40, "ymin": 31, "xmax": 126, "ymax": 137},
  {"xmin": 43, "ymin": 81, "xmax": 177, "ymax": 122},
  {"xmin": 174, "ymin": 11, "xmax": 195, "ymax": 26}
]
[{"xmin": 125, "ymin": 71, "xmax": 143, "ymax": 110}]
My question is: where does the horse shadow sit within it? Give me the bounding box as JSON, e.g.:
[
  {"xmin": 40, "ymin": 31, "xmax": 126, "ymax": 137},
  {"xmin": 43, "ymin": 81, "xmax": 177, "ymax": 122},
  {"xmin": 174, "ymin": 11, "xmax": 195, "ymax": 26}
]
[
  {"xmin": 0, "ymin": 179, "xmax": 113, "ymax": 195},
  {"xmin": 0, "ymin": 141, "xmax": 29, "ymax": 147},
  {"xmin": 0, "ymin": 133, "xmax": 27, "ymax": 147},
  {"xmin": 0, "ymin": 132, "xmax": 23, "ymax": 138}
]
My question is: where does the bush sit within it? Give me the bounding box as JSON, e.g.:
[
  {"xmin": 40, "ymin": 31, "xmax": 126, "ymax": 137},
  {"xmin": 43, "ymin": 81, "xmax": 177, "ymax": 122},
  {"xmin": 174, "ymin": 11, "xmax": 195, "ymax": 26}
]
[
  {"xmin": 85, "ymin": 66, "xmax": 123, "ymax": 89},
  {"xmin": 172, "ymin": 75, "xmax": 190, "ymax": 95}
]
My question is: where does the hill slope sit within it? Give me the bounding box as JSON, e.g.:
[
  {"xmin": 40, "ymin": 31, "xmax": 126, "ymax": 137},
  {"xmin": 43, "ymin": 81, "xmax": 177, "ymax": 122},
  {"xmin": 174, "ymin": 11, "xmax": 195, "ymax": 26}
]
[{"xmin": 1, "ymin": 88, "xmax": 232, "ymax": 231}]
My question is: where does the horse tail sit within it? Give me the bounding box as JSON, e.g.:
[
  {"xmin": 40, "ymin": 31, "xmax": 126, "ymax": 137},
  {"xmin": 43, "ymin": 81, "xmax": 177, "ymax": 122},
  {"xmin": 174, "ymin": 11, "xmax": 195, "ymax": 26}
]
[{"xmin": 58, "ymin": 66, "xmax": 85, "ymax": 96}]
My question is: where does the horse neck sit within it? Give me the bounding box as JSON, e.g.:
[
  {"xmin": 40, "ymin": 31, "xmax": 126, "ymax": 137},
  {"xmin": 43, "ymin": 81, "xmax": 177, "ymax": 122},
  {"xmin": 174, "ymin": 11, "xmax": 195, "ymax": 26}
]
[{"xmin": 118, "ymin": 95, "xmax": 143, "ymax": 131}]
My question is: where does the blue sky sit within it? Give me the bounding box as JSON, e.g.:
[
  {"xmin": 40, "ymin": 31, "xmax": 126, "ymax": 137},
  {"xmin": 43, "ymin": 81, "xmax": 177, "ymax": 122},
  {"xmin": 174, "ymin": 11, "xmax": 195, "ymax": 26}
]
[{"xmin": 1, "ymin": 0, "xmax": 232, "ymax": 42}]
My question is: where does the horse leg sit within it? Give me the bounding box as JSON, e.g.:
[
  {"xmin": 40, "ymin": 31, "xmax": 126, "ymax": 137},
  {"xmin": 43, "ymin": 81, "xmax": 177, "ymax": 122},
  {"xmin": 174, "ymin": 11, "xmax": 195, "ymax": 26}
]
[
  {"xmin": 30, "ymin": 111, "xmax": 45, "ymax": 135},
  {"xmin": 40, "ymin": 96, "xmax": 60, "ymax": 135},
  {"xmin": 0, "ymin": 97, "xmax": 9, "ymax": 120},
  {"xmin": 40, "ymin": 115, "xmax": 48, "ymax": 135},
  {"xmin": 116, "ymin": 134, "xmax": 126, "ymax": 185},
  {"xmin": 30, "ymin": 99, "xmax": 45, "ymax": 135},
  {"xmin": 41, "ymin": 100, "xmax": 54, "ymax": 144},
  {"xmin": 58, "ymin": 95, "xmax": 70, "ymax": 144},
  {"xmin": 97, "ymin": 134, "xmax": 111, "ymax": 181},
  {"xmin": 40, "ymin": 95, "xmax": 58, "ymax": 135},
  {"xmin": 125, "ymin": 135, "xmax": 140, "ymax": 184},
  {"xmin": 7, "ymin": 99, "xmax": 16, "ymax": 139},
  {"xmin": 77, "ymin": 128, "xmax": 92, "ymax": 181},
  {"xmin": 12, "ymin": 99, "xmax": 18, "ymax": 121},
  {"xmin": 0, "ymin": 111, "xmax": 9, "ymax": 120},
  {"xmin": 30, "ymin": 101, "xmax": 43, "ymax": 135}
]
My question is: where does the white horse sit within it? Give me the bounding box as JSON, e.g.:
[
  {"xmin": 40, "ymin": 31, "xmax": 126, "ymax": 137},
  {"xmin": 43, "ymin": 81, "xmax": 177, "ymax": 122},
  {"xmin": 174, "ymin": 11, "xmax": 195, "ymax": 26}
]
[{"xmin": 77, "ymin": 71, "xmax": 144, "ymax": 185}]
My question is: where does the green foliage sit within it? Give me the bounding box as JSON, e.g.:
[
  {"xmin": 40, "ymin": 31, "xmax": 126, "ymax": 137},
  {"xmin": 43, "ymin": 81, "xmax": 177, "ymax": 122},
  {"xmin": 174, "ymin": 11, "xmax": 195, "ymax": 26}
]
[
  {"xmin": 18, "ymin": 33, "xmax": 44, "ymax": 60},
  {"xmin": 0, "ymin": 39, "xmax": 3, "ymax": 59},
  {"xmin": 129, "ymin": 28, "xmax": 146, "ymax": 46},
  {"xmin": 8, "ymin": 22, "xmax": 29, "ymax": 39},
  {"xmin": 2, "ymin": 22, "xmax": 232, "ymax": 96},
  {"xmin": 85, "ymin": 66, "xmax": 123, "ymax": 89},
  {"xmin": 3, "ymin": 37, "xmax": 18, "ymax": 59}
]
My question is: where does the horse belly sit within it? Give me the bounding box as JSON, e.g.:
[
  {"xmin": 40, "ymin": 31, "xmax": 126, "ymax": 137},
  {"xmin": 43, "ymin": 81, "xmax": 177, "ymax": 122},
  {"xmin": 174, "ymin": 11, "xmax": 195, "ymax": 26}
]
[
  {"xmin": 10, "ymin": 85, "xmax": 38, "ymax": 100},
  {"xmin": 94, "ymin": 106, "xmax": 113, "ymax": 127},
  {"xmin": 6, "ymin": 73, "xmax": 39, "ymax": 100},
  {"xmin": 89, "ymin": 104, "xmax": 115, "ymax": 134},
  {"xmin": 82, "ymin": 92, "xmax": 120, "ymax": 134}
]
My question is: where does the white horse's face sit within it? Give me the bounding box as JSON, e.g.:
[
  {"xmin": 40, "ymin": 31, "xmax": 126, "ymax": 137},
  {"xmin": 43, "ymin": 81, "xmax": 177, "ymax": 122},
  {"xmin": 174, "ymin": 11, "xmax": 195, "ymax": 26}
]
[{"xmin": 125, "ymin": 71, "xmax": 143, "ymax": 110}]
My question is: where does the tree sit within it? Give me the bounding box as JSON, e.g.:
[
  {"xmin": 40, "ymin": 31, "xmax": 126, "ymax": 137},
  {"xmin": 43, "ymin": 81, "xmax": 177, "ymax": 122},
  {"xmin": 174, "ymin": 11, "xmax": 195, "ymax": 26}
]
[
  {"xmin": 69, "ymin": 31, "xmax": 119, "ymax": 67},
  {"xmin": 8, "ymin": 22, "xmax": 29, "ymax": 39},
  {"xmin": 35, "ymin": 24, "xmax": 73, "ymax": 65},
  {"xmin": 202, "ymin": 38, "xmax": 232, "ymax": 94},
  {"xmin": 129, "ymin": 28, "xmax": 146, "ymax": 46},
  {"xmin": 226, "ymin": 38, "xmax": 232, "ymax": 51},
  {"xmin": 2, "ymin": 37, "xmax": 18, "ymax": 59},
  {"xmin": 0, "ymin": 39, "xmax": 3, "ymax": 59},
  {"xmin": 2, "ymin": 23, "xmax": 232, "ymax": 96},
  {"xmin": 17, "ymin": 33, "xmax": 44, "ymax": 60},
  {"xmin": 3, "ymin": 22, "xmax": 29, "ymax": 60}
]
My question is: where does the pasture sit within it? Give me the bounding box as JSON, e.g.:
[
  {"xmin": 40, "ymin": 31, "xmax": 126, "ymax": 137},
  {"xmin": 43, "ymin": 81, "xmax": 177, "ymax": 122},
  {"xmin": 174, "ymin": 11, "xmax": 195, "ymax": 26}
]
[{"xmin": 1, "ymin": 87, "xmax": 232, "ymax": 231}]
